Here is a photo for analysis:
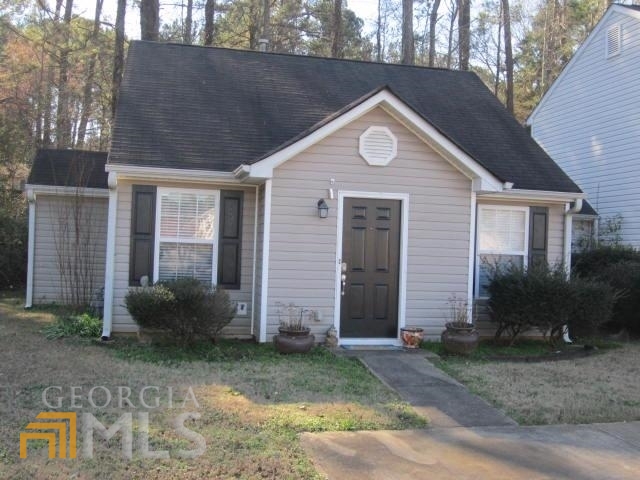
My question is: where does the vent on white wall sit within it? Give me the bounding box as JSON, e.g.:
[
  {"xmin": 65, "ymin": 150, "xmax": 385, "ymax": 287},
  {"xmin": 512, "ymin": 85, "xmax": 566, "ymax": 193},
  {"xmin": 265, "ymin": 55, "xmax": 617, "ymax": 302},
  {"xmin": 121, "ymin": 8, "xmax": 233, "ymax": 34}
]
[
  {"xmin": 606, "ymin": 24, "xmax": 621, "ymax": 58},
  {"xmin": 359, "ymin": 126, "xmax": 398, "ymax": 166}
]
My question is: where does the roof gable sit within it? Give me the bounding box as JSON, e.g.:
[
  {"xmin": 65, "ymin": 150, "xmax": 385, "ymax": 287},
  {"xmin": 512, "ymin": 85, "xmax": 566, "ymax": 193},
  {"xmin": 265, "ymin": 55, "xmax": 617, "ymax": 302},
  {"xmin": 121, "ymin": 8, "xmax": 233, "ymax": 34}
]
[
  {"xmin": 111, "ymin": 41, "xmax": 581, "ymax": 194},
  {"xmin": 528, "ymin": 4, "xmax": 640, "ymax": 124}
]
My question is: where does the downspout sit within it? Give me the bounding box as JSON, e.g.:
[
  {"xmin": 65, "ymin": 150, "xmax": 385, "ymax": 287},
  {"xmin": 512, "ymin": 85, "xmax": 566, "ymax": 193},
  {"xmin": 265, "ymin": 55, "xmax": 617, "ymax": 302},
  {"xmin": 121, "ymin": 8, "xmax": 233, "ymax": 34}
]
[
  {"xmin": 25, "ymin": 190, "xmax": 36, "ymax": 308},
  {"xmin": 101, "ymin": 172, "xmax": 118, "ymax": 340},
  {"xmin": 250, "ymin": 184, "xmax": 259, "ymax": 338},
  {"xmin": 563, "ymin": 198, "xmax": 582, "ymax": 343},
  {"xmin": 466, "ymin": 190, "xmax": 477, "ymax": 322}
]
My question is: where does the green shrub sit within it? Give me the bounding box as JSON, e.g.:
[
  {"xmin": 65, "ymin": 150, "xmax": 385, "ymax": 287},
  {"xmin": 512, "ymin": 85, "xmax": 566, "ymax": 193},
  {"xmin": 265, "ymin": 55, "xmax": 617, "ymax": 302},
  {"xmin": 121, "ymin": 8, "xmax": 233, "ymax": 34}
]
[
  {"xmin": 124, "ymin": 279, "xmax": 235, "ymax": 345},
  {"xmin": 569, "ymin": 278, "xmax": 618, "ymax": 341},
  {"xmin": 572, "ymin": 246, "xmax": 640, "ymax": 335},
  {"xmin": 487, "ymin": 263, "xmax": 616, "ymax": 345},
  {"xmin": 43, "ymin": 313, "xmax": 102, "ymax": 339},
  {"xmin": 572, "ymin": 245, "xmax": 640, "ymax": 277}
]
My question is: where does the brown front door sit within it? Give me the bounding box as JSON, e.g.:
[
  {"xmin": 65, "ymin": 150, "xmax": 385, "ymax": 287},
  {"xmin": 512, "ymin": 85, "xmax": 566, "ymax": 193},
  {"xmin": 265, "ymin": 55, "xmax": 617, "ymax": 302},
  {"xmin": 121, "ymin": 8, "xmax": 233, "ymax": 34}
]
[{"xmin": 340, "ymin": 198, "xmax": 401, "ymax": 338}]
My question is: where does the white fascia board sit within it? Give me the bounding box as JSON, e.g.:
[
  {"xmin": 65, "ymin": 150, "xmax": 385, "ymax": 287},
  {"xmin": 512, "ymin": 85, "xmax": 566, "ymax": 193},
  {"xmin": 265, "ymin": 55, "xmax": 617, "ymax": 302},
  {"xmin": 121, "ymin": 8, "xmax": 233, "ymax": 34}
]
[
  {"xmin": 106, "ymin": 164, "xmax": 241, "ymax": 184},
  {"xmin": 25, "ymin": 184, "xmax": 109, "ymax": 198},
  {"xmin": 527, "ymin": 6, "xmax": 637, "ymax": 125},
  {"xmin": 246, "ymin": 90, "xmax": 503, "ymax": 192},
  {"xmin": 478, "ymin": 189, "xmax": 586, "ymax": 203}
]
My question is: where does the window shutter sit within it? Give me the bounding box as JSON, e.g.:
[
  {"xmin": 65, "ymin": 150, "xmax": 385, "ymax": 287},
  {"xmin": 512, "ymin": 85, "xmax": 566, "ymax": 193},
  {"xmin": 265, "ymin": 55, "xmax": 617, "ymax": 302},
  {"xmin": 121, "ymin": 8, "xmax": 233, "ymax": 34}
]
[
  {"xmin": 529, "ymin": 206, "xmax": 548, "ymax": 268},
  {"xmin": 217, "ymin": 190, "xmax": 243, "ymax": 289},
  {"xmin": 129, "ymin": 185, "xmax": 156, "ymax": 286}
]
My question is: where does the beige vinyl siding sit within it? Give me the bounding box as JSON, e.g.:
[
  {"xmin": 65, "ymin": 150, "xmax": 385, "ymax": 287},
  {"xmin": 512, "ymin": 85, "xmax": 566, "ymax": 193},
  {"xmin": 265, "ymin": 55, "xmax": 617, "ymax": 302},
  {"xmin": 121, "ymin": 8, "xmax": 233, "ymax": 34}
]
[
  {"xmin": 111, "ymin": 180, "xmax": 256, "ymax": 334},
  {"xmin": 267, "ymin": 107, "xmax": 472, "ymax": 341},
  {"xmin": 32, "ymin": 194, "xmax": 108, "ymax": 304}
]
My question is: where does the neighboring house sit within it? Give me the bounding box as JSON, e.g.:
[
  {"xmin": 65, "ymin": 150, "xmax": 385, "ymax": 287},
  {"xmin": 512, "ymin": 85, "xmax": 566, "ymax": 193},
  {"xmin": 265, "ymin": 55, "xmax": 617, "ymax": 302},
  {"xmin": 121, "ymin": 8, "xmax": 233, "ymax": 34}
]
[
  {"xmin": 26, "ymin": 41, "xmax": 586, "ymax": 345},
  {"xmin": 25, "ymin": 149, "xmax": 108, "ymax": 306},
  {"xmin": 527, "ymin": 4, "xmax": 640, "ymax": 248}
]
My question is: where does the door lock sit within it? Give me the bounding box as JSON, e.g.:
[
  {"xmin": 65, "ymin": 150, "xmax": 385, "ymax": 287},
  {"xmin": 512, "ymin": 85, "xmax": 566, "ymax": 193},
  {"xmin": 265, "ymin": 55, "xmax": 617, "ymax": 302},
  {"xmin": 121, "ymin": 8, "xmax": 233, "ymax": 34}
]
[{"xmin": 340, "ymin": 262, "xmax": 347, "ymax": 296}]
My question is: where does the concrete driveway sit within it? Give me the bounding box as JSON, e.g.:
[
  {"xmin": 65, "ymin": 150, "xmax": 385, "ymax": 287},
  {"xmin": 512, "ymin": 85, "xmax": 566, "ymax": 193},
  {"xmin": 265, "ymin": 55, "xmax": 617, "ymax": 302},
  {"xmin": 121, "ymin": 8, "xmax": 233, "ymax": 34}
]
[{"xmin": 302, "ymin": 422, "xmax": 640, "ymax": 479}]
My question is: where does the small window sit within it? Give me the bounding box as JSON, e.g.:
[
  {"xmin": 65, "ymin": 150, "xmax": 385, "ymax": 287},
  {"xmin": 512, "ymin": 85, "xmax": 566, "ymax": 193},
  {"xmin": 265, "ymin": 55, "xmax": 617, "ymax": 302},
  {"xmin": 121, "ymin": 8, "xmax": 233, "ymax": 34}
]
[
  {"xmin": 476, "ymin": 206, "xmax": 529, "ymax": 297},
  {"xmin": 606, "ymin": 24, "xmax": 621, "ymax": 58},
  {"xmin": 154, "ymin": 188, "xmax": 219, "ymax": 285}
]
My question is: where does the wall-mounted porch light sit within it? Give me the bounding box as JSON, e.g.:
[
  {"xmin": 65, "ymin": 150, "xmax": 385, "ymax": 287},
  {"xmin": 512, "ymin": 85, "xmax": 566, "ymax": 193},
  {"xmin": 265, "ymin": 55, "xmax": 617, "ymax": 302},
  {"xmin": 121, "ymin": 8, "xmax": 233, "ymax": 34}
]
[{"xmin": 317, "ymin": 199, "xmax": 329, "ymax": 218}]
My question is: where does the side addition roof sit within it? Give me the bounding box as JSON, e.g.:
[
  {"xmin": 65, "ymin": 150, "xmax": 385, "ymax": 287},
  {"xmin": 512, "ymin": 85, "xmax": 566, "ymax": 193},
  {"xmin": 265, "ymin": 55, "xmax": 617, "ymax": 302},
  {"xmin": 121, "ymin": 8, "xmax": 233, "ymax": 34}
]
[
  {"xmin": 110, "ymin": 41, "xmax": 581, "ymax": 194},
  {"xmin": 27, "ymin": 149, "xmax": 108, "ymax": 189}
]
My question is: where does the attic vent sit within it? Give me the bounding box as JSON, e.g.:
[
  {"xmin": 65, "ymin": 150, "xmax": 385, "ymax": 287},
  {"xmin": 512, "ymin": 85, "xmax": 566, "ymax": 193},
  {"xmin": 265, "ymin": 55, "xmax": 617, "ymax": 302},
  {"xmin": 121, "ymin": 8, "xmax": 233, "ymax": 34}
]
[
  {"xmin": 359, "ymin": 126, "xmax": 398, "ymax": 166},
  {"xmin": 606, "ymin": 24, "xmax": 621, "ymax": 58}
]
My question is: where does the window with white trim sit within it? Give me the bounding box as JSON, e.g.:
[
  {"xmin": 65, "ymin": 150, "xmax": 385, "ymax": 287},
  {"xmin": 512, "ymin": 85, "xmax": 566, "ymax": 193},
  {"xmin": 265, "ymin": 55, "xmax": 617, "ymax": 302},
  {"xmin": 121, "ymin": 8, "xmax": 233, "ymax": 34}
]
[
  {"xmin": 476, "ymin": 205, "xmax": 529, "ymax": 297},
  {"xmin": 154, "ymin": 188, "xmax": 219, "ymax": 285}
]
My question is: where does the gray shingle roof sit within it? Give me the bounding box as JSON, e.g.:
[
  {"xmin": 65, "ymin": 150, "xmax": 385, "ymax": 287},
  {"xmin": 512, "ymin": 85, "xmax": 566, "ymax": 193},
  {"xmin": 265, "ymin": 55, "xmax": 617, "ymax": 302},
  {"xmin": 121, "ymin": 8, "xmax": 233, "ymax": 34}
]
[
  {"xmin": 110, "ymin": 41, "xmax": 581, "ymax": 193},
  {"xmin": 28, "ymin": 149, "xmax": 108, "ymax": 189}
]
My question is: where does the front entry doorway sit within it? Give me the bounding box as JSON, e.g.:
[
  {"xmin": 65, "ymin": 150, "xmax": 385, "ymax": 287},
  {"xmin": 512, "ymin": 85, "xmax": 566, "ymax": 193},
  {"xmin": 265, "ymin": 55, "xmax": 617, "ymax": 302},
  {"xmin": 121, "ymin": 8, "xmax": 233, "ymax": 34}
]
[{"xmin": 339, "ymin": 197, "xmax": 401, "ymax": 338}]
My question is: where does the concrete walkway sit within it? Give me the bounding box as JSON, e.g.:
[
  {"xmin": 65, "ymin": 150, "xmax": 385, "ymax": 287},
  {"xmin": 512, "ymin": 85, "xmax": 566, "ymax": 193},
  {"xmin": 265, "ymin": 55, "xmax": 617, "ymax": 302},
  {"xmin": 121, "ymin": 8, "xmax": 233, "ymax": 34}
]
[
  {"xmin": 358, "ymin": 351, "xmax": 516, "ymax": 428},
  {"xmin": 302, "ymin": 350, "xmax": 640, "ymax": 479}
]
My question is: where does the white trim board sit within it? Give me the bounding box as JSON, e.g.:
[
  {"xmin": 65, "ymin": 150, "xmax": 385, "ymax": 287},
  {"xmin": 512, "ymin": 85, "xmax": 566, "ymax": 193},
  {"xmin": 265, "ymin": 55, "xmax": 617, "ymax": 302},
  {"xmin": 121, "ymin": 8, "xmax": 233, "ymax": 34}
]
[
  {"xmin": 25, "ymin": 184, "xmax": 109, "ymax": 198},
  {"xmin": 258, "ymin": 179, "xmax": 273, "ymax": 343},
  {"xmin": 25, "ymin": 193, "xmax": 36, "ymax": 308},
  {"xmin": 333, "ymin": 190, "xmax": 409, "ymax": 346}
]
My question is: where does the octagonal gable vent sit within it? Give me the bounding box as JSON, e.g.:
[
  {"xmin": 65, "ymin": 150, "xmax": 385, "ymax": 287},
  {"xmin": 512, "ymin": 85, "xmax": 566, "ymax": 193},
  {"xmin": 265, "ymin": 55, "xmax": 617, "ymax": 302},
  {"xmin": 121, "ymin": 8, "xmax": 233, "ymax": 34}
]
[{"xmin": 359, "ymin": 126, "xmax": 398, "ymax": 166}]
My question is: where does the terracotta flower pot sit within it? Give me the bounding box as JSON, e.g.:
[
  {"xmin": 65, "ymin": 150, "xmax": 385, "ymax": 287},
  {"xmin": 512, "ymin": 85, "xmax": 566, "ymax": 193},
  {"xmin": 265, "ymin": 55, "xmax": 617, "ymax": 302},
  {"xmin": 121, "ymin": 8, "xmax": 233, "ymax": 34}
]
[
  {"xmin": 441, "ymin": 322, "xmax": 479, "ymax": 356},
  {"xmin": 400, "ymin": 327, "xmax": 424, "ymax": 349},
  {"xmin": 274, "ymin": 327, "xmax": 315, "ymax": 354}
]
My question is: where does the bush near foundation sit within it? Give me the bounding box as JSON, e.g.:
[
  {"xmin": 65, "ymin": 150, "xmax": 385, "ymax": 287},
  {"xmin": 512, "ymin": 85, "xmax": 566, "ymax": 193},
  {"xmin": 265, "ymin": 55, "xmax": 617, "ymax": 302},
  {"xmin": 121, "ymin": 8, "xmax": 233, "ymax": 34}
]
[
  {"xmin": 572, "ymin": 246, "xmax": 640, "ymax": 336},
  {"xmin": 125, "ymin": 279, "xmax": 235, "ymax": 345},
  {"xmin": 487, "ymin": 263, "xmax": 616, "ymax": 345}
]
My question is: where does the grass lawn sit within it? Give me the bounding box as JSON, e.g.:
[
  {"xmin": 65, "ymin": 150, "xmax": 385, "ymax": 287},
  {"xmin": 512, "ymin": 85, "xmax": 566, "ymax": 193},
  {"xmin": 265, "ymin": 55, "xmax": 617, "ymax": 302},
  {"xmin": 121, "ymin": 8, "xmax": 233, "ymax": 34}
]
[
  {"xmin": 0, "ymin": 295, "xmax": 425, "ymax": 479},
  {"xmin": 430, "ymin": 339, "xmax": 640, "ymax": 425}
]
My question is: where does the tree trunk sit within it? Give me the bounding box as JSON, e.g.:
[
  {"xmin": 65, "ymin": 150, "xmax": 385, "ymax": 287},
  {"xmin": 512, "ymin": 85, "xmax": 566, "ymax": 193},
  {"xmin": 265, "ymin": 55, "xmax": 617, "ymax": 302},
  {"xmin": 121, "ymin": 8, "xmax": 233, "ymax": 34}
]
[
  {"xmin": 261, "ymin": 0, "xmax": 270, "ymax": 48},
  {"xmin": 494, "ymin": 0, "xmax": 502, "ymax": 95},
  {"xmin": 77, "ymin": 0, "xmax": 104, "ymax": 146},
  {"xmin": 458, "ymin": 0, "xmax": 471, "ymax": 70},
  {"xmin": 446, "ymin": 2, "xmax": 458, "ymax": 69},
  {"xmin": 376, "ymin": 0, "xmax": 382, "ymax": 61},
  {"xmin": 184, "ymin": 0, "xmax": 193, "ymax": 44},
  {"xmin": 401, "ymin": 0, "xmax": 414, "ymax": 65},
  {"xmin": 204, "ymin": 0, "xmax": 215, "ymax": 46},
  {"xmin": 55, "ymin": 0, "xmax": 73, "ymax": 148},
  {"xmin": 331, "ymin": 0, "xmax": 343, "ymax": 58},
  {"xmin": 112, "ymin": 0, "xmax": 126, "ymax": 118},
  {"xmin": 502, "ymin": 0, "xmax": 514, "ymax": 113},
  {"xmin": 140, "ymin": 0, "xmax": 159, "ymax": 41},
  {"xmin": 428, "ymin": 0, "xmax": 441, "ymax": 67}
]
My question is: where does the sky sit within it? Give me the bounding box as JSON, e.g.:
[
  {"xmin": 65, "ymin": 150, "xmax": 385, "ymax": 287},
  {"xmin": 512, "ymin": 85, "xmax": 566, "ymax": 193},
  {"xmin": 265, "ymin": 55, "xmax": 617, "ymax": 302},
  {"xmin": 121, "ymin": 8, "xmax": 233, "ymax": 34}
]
[{"xmin": 70, "ymin": 0, "xmax": 380, "ymax": 41}]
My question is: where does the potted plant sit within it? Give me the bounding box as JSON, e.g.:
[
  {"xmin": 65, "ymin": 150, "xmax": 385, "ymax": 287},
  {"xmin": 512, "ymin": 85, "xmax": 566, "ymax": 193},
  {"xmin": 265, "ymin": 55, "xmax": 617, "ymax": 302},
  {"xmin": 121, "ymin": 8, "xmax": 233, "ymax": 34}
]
[
  {"xmin": 441, "ymin": 295, "xmax": 479, "ymax": 355},
  {"xmin": 400, "ymin": 326, "xmax": 424, "ymax": 348},
  {"xmin": 273, "ymin": 303, "xmax": 315, "ymax": 354}
]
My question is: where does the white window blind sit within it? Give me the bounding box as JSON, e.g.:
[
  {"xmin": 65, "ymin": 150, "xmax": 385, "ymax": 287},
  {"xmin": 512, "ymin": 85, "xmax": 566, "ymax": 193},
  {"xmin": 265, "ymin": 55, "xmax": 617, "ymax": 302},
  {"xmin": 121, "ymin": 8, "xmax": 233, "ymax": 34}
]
[
  {"xmin": 476, "ymin": 206, "xmax": 528, "ymax": 297},
  {"xmin": 156, "ymin": 190, "xmax": 217, "ymax": 284}
]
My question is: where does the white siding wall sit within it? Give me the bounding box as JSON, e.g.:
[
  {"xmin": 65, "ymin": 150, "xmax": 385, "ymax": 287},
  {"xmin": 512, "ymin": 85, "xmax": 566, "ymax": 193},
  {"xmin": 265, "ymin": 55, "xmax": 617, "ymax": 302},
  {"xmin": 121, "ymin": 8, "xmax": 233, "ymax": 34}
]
[
  {"xmin": 111, "ymin": 180, "xmax": 256, "ymax": 334},
  {"xmin": 32, "ymin": 194, "xmax": 108, "ymax": 303},
  {"xmin": 531, "ymin": 8, "xmax": 640, "ymax": 246},
  {"xmin": 267, "ymin": 107, "xmax": 472, "ymax": 340}
]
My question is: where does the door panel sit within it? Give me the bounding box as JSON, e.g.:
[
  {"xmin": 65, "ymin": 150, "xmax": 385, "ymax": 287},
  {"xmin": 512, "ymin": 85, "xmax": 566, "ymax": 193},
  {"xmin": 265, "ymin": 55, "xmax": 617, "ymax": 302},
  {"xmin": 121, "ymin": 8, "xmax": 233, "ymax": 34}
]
[{"xmin": 340, "ymin": 198, "xmax": 401, "ymax": 338}]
